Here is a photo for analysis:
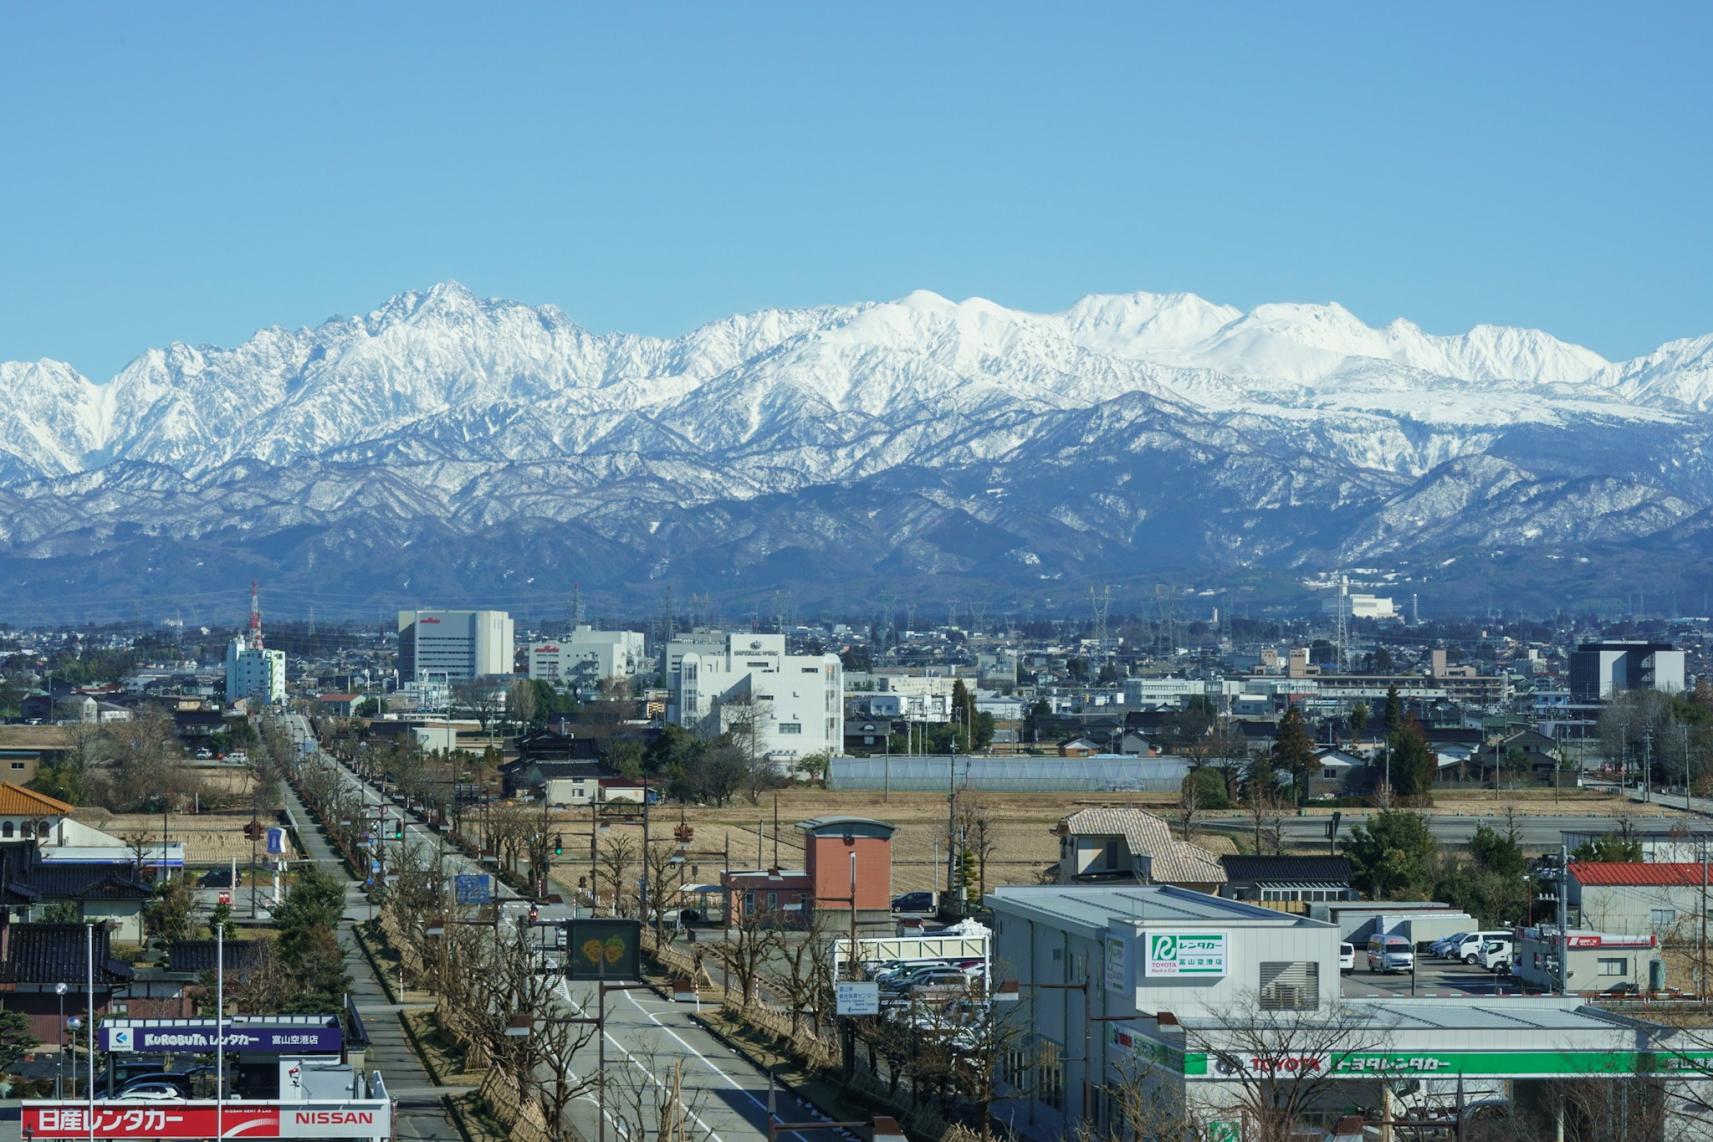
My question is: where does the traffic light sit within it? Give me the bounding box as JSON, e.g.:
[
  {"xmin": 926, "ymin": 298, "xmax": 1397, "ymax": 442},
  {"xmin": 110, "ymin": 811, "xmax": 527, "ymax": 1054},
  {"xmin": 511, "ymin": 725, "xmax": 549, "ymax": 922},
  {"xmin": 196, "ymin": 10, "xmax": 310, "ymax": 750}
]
[
  {"xmin": 392, "ymin": 816, "xmax": 403, "ymax": 839},
  {"xmin": 528, "ymin": 904, "xmax": 540, "ymax": 925},
  {"xmin": 553, "ymin": 832, "xmax": 563, "ymax": 856}
]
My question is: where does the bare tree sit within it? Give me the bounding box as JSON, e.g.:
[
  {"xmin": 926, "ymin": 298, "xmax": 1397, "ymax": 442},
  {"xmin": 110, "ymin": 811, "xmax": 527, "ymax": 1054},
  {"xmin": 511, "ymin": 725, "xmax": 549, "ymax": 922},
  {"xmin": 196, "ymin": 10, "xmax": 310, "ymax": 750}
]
[
  {"xmin": 594, "ymin": 832, "xmax": 638, "ymax": 918},
  {"xmin": 1181, "ymin": 995, "xmax": 1395, "ymax": 1142},
  {"xmin": 958, "ymin": 798, "xmax": 999, "ymax": 900},
  {"xmin": 642, "ymin": 839, "xmax": 686, "ymax": 939},
  {"xmin": 508, "ymin": 679, "xmax": 538, "ymax": 733},
  {"xmin": 707, "ymin": 904, "xmax": 783, "ymax": 1007},
  {"xmin": 767, "ymin": 911, "xmax": 837, "ymax": 1040}
]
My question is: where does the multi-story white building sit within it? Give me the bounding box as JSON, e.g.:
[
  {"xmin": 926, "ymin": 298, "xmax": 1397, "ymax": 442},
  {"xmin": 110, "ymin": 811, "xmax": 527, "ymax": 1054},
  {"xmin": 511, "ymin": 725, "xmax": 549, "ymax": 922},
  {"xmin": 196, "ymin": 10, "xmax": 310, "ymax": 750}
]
[
  {"xmin": 527, "ymin": 625, "xmax": 648, "ymax": 686},
  {"xmin": 224, "ymin": 636, "xmax": 286, "ymax": 705},
  {"xmin": 397, "ymin": 609, "xmax": 515, "ymax": 682},
  {"xmin": 668, "ymin": 632, "xmax": 843, "ymax": 765}
]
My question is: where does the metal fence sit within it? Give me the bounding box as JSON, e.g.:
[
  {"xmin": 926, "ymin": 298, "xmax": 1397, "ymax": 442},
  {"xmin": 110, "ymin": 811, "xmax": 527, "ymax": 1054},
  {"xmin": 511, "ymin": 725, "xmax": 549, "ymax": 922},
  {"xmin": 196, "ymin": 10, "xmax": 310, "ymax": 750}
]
[{"xmin": 826, "ymin": 754, "xmax": 1190, "ymax": 793}]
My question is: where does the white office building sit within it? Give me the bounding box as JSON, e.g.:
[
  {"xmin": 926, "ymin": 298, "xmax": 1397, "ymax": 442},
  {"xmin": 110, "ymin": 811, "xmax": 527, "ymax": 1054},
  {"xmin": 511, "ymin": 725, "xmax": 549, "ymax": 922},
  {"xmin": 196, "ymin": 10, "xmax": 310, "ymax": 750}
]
[
  {"xmin": 668, "ymin": 632, "xmax": 843, "ymax": 765},
  {"xmin": 528, "ymin": 625, "xmax": 648, "ymax": 685},
  {"xmin": 397, "ymin": 609, "xmax": 515, "ymax": 682},
  {"xmin": 224, "ymin": 636, "xmax": 286, "ymax": 705}
]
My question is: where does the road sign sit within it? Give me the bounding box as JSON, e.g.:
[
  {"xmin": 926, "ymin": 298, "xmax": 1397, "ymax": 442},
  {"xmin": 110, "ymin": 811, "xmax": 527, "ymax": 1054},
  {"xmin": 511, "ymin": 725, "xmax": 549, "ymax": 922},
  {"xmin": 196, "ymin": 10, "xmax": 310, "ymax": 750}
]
[
  {"xmin": 835, "ymin": 981, "xmax": 880, "ymax": 1016},
  {"xmin": 266, "ymin": 827, "xmax": 285, "ymax": 855},
  {"xmin": 454, "ymin": 873, "xmax": 493, "ymax": 905},
  {"xmin": 21, "ymin": 1099, "xmax": 390, "ymax": 1139},
  {"xmin": 217, "ymin": 891, "xmax": 231, "ymax": 906}
]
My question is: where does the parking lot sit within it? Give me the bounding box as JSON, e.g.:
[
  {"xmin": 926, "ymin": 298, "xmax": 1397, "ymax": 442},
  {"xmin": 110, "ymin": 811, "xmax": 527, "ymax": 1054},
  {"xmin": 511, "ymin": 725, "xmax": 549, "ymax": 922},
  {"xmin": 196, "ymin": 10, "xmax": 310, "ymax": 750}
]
[{"xmin": 1342, "ymin": 956, "xmax": 1527, "ymax": 998}]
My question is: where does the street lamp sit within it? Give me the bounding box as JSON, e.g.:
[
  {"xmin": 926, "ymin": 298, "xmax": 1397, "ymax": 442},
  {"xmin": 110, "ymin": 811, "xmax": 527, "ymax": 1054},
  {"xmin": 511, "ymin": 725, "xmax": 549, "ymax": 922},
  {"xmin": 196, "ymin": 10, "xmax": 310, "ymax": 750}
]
[
  {"xmin": 54, "ymin": 982, "xmax": 67, "ymax": 1098},
  {"xmin": 506, "ymin": 978, "xmax": 648, "ymax": 1142}
]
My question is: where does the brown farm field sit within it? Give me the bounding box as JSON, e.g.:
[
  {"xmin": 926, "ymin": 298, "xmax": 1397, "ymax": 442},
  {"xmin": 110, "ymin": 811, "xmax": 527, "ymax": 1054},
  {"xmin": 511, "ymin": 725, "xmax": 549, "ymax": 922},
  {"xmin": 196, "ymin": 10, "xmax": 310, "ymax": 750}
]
[{"xmin": 529, "ymin": 784, "xmax": 1670, "ymax": 901}]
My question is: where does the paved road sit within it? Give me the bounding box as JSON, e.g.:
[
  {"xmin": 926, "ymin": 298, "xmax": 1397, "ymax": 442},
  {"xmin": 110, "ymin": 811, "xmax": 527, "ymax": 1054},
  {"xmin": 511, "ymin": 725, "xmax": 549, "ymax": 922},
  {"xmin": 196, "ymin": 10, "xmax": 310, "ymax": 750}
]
[
  {"xmin": 287, "ymin": 715, "xmax": 834, "ymax": 1142},
  {"xmin": 1199, "ymin": 810, "xmax": 1682, "ymax": 849},
  {"xmin": 278, "ymin": 774, "xmax": 463, "ymax": 1141}
]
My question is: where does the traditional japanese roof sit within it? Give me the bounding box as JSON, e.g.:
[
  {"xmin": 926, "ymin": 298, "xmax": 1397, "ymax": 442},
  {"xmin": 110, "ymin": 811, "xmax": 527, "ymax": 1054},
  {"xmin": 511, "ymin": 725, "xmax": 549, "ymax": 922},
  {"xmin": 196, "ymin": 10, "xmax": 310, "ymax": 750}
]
[
  {"xmin": 1221, "ymin": 855, "xmax": 1353, "ymax": 883},
  {"xmin": 1060, "ymin": 807, "xmax": 1227, "ymax": 885},
  {"xmin": 0, "ymin": 921, "xmax": 134, "ymax": 985}
]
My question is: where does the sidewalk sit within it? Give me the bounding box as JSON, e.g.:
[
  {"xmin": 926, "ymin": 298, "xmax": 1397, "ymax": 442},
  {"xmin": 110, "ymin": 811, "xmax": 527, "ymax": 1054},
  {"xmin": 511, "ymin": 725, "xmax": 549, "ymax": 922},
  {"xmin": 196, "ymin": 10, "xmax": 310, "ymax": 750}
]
[{"xmin": 281, "ymin": 781, "xmax": 466, "ymax": 1142}]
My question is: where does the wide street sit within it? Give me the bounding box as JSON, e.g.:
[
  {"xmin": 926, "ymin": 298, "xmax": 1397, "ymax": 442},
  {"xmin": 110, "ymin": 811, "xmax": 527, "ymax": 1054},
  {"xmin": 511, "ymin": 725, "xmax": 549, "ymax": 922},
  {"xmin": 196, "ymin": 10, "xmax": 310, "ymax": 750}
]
[
  {"xmin": 1198, "ymin": 808, "xmax": 1694, "ymax": 850},
  {"xmin": 284, "ymin": 714, "xmax": 835, "ymax": 1142}
]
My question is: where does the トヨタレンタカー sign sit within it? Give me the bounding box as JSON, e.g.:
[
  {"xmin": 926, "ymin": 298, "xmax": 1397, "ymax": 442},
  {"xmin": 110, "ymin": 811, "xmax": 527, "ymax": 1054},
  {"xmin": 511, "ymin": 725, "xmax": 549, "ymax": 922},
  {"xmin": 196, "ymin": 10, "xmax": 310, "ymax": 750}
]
[{"xmin": 1142, "ymin": 932, "xmax": 1227, "ymax": 978}]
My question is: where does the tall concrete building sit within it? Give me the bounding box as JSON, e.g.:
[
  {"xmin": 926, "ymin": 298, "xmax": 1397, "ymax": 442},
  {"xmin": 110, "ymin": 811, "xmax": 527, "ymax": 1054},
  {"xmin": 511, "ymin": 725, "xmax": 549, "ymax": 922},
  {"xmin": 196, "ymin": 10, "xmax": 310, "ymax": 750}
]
[
  {"xmin": 1568, "ymin": 640, "xmax": 1686, "ymax": 703},
  {"xmin": 397, "ymin": 609, "xmax": 515, "ymax": 682},
  {"xmin": 527, "ymin": 625, "xmax": 647, "ymax": 685},
  {"xmin": 667, "ymin": 632, "xmax": 843, "ymax": 765},
  {"xmin": 225, "ymin": 582, "xmax": 285, "ymax": 705},
  {"xmin": 225, "ymin": 636, "xmax": 285, "ymax": 705}
]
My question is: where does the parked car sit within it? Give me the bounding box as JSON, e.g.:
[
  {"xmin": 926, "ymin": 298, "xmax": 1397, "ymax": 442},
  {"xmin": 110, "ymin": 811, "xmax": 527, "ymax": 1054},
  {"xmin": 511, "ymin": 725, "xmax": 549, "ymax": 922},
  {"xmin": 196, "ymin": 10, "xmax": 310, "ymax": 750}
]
[
  {"xmin": 903, "ymin": 967, "xmax": 976, "ymax": 999},
  {"xmin": 1366, "ymin": 935, "xmax": 1415, "ymax": 974},
  {"xmin": 1449, "ymin": 931, "xmax": 1512, "ymax": 966},
  {"xmin": 198, "ymin": 868, "xmax": 241, "ymax": 889},
  {"xmin": 878, "ymin": 962, "xmax": 951, "ymax": 991},
  {"xmin": 891, "ymin": 891, "xmax": 936, "ymax": 913},
  {"xmin": 1340, "ymin": 942, "xmax": 1355, "ymax": 975},
  {"xmin": 116, "ymin": 1082, "xmax": 187, "ymax": 1102},
  {"xmin": 194, "ymin": 748, "xmax": 213, "ymax": 760},
  {"xmin": 1429, "ymin": 932, "xmax": 1467, "ymax": 959}
]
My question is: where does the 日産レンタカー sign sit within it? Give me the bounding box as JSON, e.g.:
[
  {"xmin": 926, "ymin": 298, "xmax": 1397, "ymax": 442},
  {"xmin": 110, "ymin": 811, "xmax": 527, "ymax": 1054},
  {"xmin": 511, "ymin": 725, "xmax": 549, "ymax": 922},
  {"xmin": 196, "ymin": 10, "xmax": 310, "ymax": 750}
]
[{"xmin": 1142, "ymin": 932, "xmax": 1227, "ymax": 977}]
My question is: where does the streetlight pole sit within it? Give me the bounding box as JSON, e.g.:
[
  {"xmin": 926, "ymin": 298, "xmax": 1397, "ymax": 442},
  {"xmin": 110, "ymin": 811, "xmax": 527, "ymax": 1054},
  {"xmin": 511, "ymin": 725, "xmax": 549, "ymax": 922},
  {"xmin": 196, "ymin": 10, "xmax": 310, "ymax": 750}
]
[
  {"xmin": 506, "ymin": 977, "xmax": 648, "ymax": 1142},
  {"xmin": 54, "ymin": 982, "xmax": 67, "ymax": 1099}
]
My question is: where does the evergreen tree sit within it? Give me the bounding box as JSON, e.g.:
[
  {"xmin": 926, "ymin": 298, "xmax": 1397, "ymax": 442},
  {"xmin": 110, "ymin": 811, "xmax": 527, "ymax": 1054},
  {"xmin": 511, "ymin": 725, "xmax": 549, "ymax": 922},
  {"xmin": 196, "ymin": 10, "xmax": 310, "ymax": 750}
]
[
  {"xmin": 1341, "ymin": 810, "xmax": 1438, "ymax": 899},
  {"xmin": 1383, "ymin": 685, "xmax": 1404, "ymax": 736},
  {"xmin": 1271, "ymin": 706, "xmax": 1317, "ymax": 804},
  {"xmin": 1389, "ymin": 719, "xmax": 1437, "ymax": 799}
]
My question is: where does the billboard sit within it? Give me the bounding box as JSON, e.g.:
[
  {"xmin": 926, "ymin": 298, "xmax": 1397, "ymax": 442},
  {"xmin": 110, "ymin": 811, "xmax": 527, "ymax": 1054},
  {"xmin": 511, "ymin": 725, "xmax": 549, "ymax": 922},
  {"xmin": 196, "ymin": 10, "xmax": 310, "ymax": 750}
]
[
  {"xmin": 564, "ymin": 918, "xmax": 642, "ymax": 980},
  {"xmin": 1141, "ymin": 932, "xmax": 1227, "ymax": 978},
  {"xmin": 101, "ymin": 1024, "xmax": 341, "ymax": 1054},
  {"xmin": 21, "ymin": 1100, "xmax": 391, "ymax": 1140}
]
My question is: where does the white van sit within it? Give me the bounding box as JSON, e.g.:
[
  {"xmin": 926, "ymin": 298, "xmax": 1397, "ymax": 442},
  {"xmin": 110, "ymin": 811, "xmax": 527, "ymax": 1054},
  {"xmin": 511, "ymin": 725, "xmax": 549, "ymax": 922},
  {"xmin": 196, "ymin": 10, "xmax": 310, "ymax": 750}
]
[
  {"xmin": 1449, "ymin": 930, "xmax": 1510, "ymax": 965},
  {"xmin": 1366, "ymin": 934, "xmax": 1414, "ymax": 974}
]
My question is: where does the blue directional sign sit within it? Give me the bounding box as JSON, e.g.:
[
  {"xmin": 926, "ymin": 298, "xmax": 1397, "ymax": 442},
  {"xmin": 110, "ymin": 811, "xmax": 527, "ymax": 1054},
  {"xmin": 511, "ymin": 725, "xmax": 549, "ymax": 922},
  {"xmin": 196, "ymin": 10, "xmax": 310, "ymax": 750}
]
[
  {"xmin": 454, "ymin": 874, "xmax": 493, "ymax": 905},
  {"xmin": 266, "ymin": 827, "xmax": 285, "ymax": 855}
]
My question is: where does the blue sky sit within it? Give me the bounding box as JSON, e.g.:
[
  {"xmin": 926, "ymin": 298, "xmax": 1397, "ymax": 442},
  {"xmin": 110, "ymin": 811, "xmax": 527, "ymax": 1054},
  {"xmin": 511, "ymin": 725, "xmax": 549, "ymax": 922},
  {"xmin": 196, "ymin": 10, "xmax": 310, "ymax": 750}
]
[{"xmin": 2, "ymin": 4, "xmax": 1709, "ymax": 378}]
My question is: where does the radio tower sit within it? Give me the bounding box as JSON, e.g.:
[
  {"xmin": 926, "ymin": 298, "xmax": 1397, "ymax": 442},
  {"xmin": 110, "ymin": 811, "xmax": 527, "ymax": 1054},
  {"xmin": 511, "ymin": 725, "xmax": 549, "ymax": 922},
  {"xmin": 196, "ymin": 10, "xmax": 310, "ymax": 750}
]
[
  {"xmin": 1335, "ymin": 573, "xmax": 1350, "ymax": 672},
  {"xmin": 1090, "ymin": 585, "xmax": 1112, "ymax": 677},
  {"xmin": 247, "ymin": 580, "xmax": 265, "ymax": 650}
]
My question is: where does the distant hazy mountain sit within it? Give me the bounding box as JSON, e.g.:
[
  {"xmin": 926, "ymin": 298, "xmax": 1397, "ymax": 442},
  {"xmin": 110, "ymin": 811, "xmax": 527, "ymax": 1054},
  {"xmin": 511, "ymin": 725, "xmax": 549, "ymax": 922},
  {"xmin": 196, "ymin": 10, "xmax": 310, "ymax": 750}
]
[{"xmin": 4, "ymin": 281, "xmax": 1710, "ymax": 620}]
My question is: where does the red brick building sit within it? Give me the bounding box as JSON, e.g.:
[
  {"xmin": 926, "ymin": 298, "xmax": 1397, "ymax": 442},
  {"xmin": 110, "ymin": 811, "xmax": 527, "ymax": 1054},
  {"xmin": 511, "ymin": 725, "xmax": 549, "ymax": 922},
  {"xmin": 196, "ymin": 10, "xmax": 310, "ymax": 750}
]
[{"xmin": 721, "ymin": 816, "xmax": 895, "ymax": 932}]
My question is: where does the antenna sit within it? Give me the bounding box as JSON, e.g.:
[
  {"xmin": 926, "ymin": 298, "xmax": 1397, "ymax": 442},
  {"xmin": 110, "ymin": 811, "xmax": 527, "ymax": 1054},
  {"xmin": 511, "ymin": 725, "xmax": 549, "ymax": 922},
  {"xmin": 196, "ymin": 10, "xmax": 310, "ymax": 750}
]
[
  {"xmin": 248, "ymin": 581, "xmax": 264, "ymax": 651},
  {"xmin": 1090, "ymin": 585, "xmax": 1112, "ymax": 678},
  {"xmin": 1329, "ymin": 575, "xmax": 1342, "ymax": 674}
]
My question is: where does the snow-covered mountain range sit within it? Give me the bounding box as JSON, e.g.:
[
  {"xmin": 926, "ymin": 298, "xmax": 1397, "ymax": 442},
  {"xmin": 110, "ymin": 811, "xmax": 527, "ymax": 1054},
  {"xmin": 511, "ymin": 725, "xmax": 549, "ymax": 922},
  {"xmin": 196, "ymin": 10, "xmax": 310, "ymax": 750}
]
[{"xmin": 3, "ymin": 281, "xmax": 1711, "ymax": 618}]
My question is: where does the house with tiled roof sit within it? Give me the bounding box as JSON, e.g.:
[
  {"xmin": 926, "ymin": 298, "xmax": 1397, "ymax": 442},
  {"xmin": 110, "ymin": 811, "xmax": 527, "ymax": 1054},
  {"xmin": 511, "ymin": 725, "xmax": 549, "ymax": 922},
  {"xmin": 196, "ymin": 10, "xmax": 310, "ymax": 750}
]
[
  {"xmin": 1568, "ymin": 862, "xmax": 1713, "ymax": 937},
  {"xmin": 0, "ymin": 916, "xmax": 136, "ymax": 1043},
  {"xmin": 1054, "ymin": 807, "xmax": 1226, "ymax": 893},
  {"xmin": 0, "ymin": 782, "xmax": 73, "ymax": 843},
  {"xmin": 0, "ymin": 843, "xmax": 153, "ymax": 940}
]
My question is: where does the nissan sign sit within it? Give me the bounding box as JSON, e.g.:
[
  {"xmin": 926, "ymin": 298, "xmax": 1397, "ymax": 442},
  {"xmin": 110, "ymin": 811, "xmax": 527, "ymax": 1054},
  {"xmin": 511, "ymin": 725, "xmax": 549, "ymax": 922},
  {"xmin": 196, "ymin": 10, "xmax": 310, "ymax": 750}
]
[{"xmin": 21, "ymin": 1100, "xmax": 392, "ymax": 1139}]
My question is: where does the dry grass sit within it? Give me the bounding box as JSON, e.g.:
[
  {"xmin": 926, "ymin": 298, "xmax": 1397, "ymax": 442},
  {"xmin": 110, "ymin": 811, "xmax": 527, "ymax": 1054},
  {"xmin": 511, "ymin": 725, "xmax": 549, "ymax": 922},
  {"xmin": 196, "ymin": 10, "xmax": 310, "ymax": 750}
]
[{"xmin": 71, "ymin": 808, "xmax": 300, "ymax": 865}]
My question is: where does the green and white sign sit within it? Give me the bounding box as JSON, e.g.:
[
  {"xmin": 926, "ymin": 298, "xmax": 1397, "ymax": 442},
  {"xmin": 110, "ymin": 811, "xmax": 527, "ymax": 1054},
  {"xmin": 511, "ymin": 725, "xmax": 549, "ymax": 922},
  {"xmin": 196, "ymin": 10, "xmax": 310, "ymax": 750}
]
[{"xmin": 1143, "ymin": 932, "xmax": 1227, "ymax": 978}]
